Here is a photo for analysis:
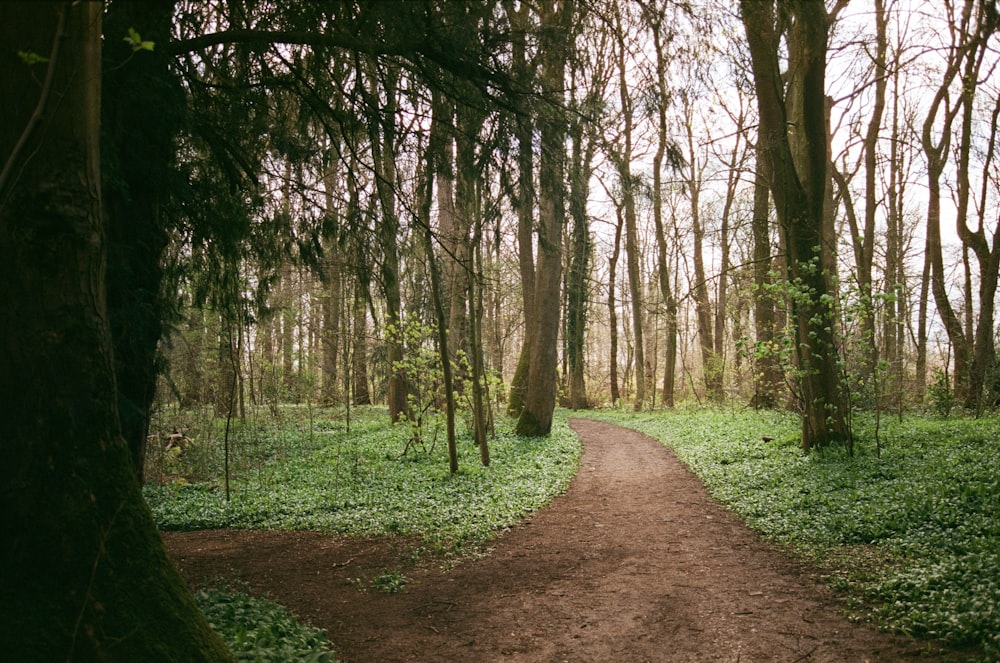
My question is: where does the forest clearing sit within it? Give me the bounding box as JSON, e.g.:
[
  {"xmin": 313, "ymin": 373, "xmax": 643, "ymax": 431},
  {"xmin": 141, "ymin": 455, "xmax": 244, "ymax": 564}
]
[
  {"xmin": 148, "ymin": 407, "xmax": 998, "ymax": 661},
  {"xmin": 4, "ymin": 1, "xmax": 1000, "ymax": 660}
]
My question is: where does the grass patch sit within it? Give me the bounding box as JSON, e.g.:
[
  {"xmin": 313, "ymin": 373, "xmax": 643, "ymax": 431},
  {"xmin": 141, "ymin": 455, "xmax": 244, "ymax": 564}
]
[
  {"xmin": 195, "ymin": 586, "xmax": 338, "ymax": 662},
  {"xmin": 145, "ymin": 407, "xmax": 581, "ymax": 553},
  {"xmin": 588, "ymin": 407, "xmax": 1000, "ymax": 660}
]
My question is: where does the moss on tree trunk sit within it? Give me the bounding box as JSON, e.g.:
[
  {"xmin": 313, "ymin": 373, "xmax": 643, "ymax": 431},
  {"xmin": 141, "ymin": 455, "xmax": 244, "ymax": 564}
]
[{"xmin": 0, "ymin": 3, "xmax": 230, "ymax": 659}]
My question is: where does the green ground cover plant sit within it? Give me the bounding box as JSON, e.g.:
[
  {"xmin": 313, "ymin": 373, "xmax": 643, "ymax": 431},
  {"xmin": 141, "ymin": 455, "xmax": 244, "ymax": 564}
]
[
  {"xmin": 588, "ymin": 408, "xmax": 1000, "ymax": 660},
  {"xmin": 146, "ymin": 407, "xmax": 581, "ymax": 553},
  {"xmin": 195, "ymin": 586, "xmax": 339, "ymax": 662}
]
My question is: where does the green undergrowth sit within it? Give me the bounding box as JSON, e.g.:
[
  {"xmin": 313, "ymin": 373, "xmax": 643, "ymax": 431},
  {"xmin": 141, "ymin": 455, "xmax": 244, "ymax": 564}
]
[
  {"xmin": 145, "ymin": 407, "xmax": 581, "ymax": 554},
  {"xmin": 195, "ymin": 586, "xmax": 338, "ymax": 662},
  {"xmin": 588, "ymin": 408, "xmax": 1000, "ymax": 660}
]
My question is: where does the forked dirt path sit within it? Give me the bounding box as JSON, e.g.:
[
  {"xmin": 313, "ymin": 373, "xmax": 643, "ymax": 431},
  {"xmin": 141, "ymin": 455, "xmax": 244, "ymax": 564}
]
[{"xmin": 164, "ymin": 419, "xmax": 945, "ymax": 662}]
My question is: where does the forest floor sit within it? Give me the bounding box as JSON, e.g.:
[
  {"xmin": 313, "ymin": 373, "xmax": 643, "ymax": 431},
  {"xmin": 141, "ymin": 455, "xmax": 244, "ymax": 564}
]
[{"xmin": 163, "ymin": 419, "xmax": 955, "ymax": 662}]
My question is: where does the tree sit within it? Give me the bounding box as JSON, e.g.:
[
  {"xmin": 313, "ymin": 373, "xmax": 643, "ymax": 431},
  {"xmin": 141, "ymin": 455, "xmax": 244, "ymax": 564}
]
[
  {"xmin": 564, "ymin": 47, "xmax": 604, "ymax": 410},
  {"xmin": 360, "ymin": 55, "xmax": 410, "ymax": 421},
  {"xmin": 103, "ymin": 0, "xmax": 186, "ymax": 482},
  {"xmin": 607, "ymin": 200, "xmax": 626, "ymax": 406},
  {"xmin": 741, "ymin": 0, "xmax": 852, "ymax": 449},
  {"xmin": 610, "ymin": 2, "xmax": 648, "ymax": 411},
  {"xmin": 0, "ymin": 2, "xmax": 230, "ymax": 658},
  {"xmin": 642, "ymin": 0, "xmax": 681, "ymax": 408},
  {"xmin": 505, "ymin": 0, "xmax": 538, "ymax": 418},
  {"xmin": 751, "ymin": 151, "xmax": 784, "ymax": 407},
  {"xmin": 680, "ymin": 92, "xmax": 721, "ymax": 402},
  {"xmin": 948, "ymin": 1, "xmax": 1000, "ymax": 411},
  {"xmin": 516, "ymin": 0, "xmax": 577, "ymax": 436}
]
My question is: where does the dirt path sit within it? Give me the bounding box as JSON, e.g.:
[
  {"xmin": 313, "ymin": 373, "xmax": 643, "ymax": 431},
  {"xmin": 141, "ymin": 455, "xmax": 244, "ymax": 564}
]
[{"xmin": 164, "ymin": 419, "xmax": 942, "ymax": 662}]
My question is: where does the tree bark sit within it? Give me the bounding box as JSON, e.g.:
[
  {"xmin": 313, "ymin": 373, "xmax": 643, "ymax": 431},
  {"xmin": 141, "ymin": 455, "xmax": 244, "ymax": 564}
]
[
  {"xmin": 612, "ymin": 5, "xmax": 646, "ymax": 410},
  {"xmin": 883, "ymin": 70, "xmax": 905, "ymax": 409},
  {"xmin": 0, "ymin": 3, "xmax": 230, "ymax": 658},
  {"xmin": 418, "ymin": 124, "xmax": 459, "ymax": 474},
  {"xmin": 608, "ymin": 208, "xmax": 625, "ymax": 406},
  {"xmin": 505, "ymin": 0, "xmax": 536, "ymax": 418},
  {"xmin": 352, "ymin": 284, "xmax": 372, "ymax": 405},
  {"xmin": 363, "ymin": 58, "xmax": 409, "ymax": 420},
  {"xmin": 516, "ymin": 0, "xmax": 574, "ymax": 436},
  {"xmin": 682, "ymin": 107, "xmax": 721, "ymax": 402},
  {"xmin": 751, "ymin": 154, "xmax": 783, "ymax": 408},
  {"xmin": 741, "ymin": 0, "xmax": 852, "ymax": 450},
  {"xmin": 648, "ymin": 10, "xmax": 678, "ymax": 408},
  {"xmin": 566, "ymin": 99, "xmax": 594, "ymax": 410},
  {"xmin": 967, "ymin": 93, "xmax": 1000, "ymax": 412},
  {"xmin": 102, "ymin": 0, "xmax": 182, "ymax": 481}
]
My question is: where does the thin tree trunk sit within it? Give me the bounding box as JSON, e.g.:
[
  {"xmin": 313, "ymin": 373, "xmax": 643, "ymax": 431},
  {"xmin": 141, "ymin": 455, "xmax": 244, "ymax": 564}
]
[
  {"xmin": 884, "ymin": 49, "xmax": 904, "ymax": 409},
  {"xmin": 352, "ymin": 285, "xmax": 371, "ymax": 406},
  {"xmin": 649, "ymin": 13, "xmax": 677, "ymax": 408},
  {"xmin": 417, "ymin": 128, "xmax": 459, "ymax": 473},
  {"xmin": 613, "ymin": 9, "xmax": 646, "ymax": 410},
  {"xmin": 712, "ymin": 109, "xmax": 747, "ymax": 404},
  {"xmin": 320, "ymin": 252, "xmax": 342, "ymax": 405},
  {"xmin": 967, "ymin": 94, "xmax": 1000, "ymax": 412},
  {"xmin": 685, "ymin": 115, "xmax": 719, "ymax": 402},
  {"xmin": 608, "ymin": 206, "xmax": 625, "ymax": 406},
  {"xmin": 280, "ymin": 261, "xmax": 296, "ymax": 396},
  {"xmin": 920, "ymin": 0, "xmax": 978, "ymax": 405}
]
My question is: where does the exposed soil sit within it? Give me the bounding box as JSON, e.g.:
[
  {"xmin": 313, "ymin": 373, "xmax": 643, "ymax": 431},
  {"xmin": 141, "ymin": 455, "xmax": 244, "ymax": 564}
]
[{"xmin": 164, "ymin": 419, "xmax": 952, "ymax": 662}]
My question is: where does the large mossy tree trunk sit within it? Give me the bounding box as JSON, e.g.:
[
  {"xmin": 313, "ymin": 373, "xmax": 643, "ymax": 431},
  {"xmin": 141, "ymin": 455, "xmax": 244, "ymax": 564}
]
[
  {"xmin": 741, "ymin": 0, "xmax": 852, "ymax": 451},
  {"xmin": 0, "ymin": 3, "xmax": 230, "ymax": 659},
  {"xmin": 103, "ymin": 0, "xmax": 183, "ymax": 483}
]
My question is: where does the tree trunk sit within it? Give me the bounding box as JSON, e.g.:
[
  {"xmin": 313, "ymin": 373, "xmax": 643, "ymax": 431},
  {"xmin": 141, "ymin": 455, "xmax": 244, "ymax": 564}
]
[
  {"xmin": 967, "ymin": 94, "xmax": 1000, "ymax": 412},
  {"xmin": 364, "ymin": 59, "xmax": 408, "ymax": 420},
  {"xmin": 454, "ymin": 85, "xmax": 491, "ymax": 462},
  {"xmin": 320, "ymin": 249, "xmax": 342, "ymax": 405},
  {"xmin": 280, "ymin": 262, "xmax": 296, "ymax": 397},
  {"xmin": 924, "ymin": 115, "xmax": 970, "ymax": 406},
  {"xmin": 102, "ymin": 0, "xmax": 182, "ymax": 481},
  {"xmin": 953, "ymin": 19, "xmax": 1000, "ymax": 411},
  {"xmin": 608, "ymin": 209, "xmax": 625, "ymax": 406},
  {"xmin": 613, "ymin": 10, "xmax": 646, "ymax": 411},
  {"xmin": 418, "ymin": 127, "xmax": 459, "ymax": 473},
  {"xmin": 649, "ymin": 13, "xmax": 678, "ymax": 408},
  {"xmin": 742, "ymin": 0, "xmax": 852, "ymax": 450},
  {"xmin": 920, "ymin": 0, "xmax": 980, "ymax": 406},
  {"xmin": 0, "ymin": 3, "xmax": 230, "ymax": 658},
  {"xmin": 751, "ymin": 156, "xmax": 782, "ymax": 408},
  {"xmin": 860, "ymin": 0, "xmax": 887, "ymax": 391},
  {"xmin": 505, "ymin": 0, "xmax": 536, "ymax": 418},
  {"xmin": 884, "ymin": 49, "xmax": 905, "ymax": 409},
  {"xmin": 683, "ymin": 110, "xmax": 721, "ymax": 403},
  {"xmin": 566, "ymin": 101, "xmax": 594, "ymax": 410},
  {"xmin": 352, "ymin": 285, "xmax": 371, "ymax": 406},
  {"xmin": 915, "ymin": 233, "xmax": 931, "ymax": 402},
  {"xmin": 516, "ymin": 0, "xmax": 574, "ymax": 436}
]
